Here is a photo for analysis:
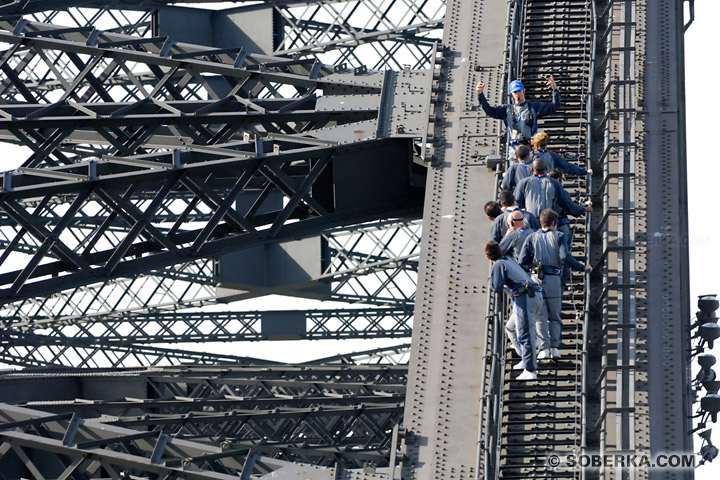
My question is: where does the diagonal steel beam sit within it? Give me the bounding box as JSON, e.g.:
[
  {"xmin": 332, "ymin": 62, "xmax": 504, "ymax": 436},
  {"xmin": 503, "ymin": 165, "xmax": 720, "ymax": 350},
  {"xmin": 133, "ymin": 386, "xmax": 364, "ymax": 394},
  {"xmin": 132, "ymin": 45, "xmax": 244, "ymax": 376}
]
[
  {"xmin": 8, "ymin": 307, "xmax": 413, "ymax": 343},
  {"xmin": 0, "ymin": 333, "xmax": 279, "ymax": 368}
]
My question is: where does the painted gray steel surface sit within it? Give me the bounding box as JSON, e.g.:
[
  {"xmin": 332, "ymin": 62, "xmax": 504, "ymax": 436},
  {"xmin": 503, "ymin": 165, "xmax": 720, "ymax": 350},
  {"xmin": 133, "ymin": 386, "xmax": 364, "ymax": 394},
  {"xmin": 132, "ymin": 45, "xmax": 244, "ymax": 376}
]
[{"xmin": 403, "ymin": 0, "xmax": 504, "ymax": 477}]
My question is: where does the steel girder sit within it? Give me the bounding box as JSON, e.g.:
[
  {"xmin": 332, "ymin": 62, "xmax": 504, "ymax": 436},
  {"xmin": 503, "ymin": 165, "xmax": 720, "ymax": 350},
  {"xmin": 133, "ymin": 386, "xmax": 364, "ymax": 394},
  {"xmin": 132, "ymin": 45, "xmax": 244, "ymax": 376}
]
[
  {"xmin": 309, "ymin": 343, "xmax": 410, "ymax": 365},
  {"xmin": 0, "ymin": 403, "xmax": 357, "ymax": 477},
  {"xmin": 23, "ymin": 307, "xmax": 413, "ymax": 343},
  {"xmin": 0, "ymin": 1, "xmax": 445, "ymax": 71},
  {"xmin": 0, "ymin": 335, "xmax": 411, "ymax": 370},
  {"xmin": 0, "ymin": 318, "xmax": 411, "ymax": 369},
  {"xmin": 0, "ymin": 365, "xmax": 407, "ymax": 470},
  {"xmin": 0, "ymin": 218, "xmax": 418, "ymax": 369},
  {"xmin": 0, "ymin": 19, "xmax": 430, "ymax": 304},
  {"xmin": 0, "ymin": 218, "xmax": 419, "ymax": 327},
  {"xmin": 0, "ymin": 140, "xmax": 422, "ymax": 299},
  {"xmin": 0, "ymin": 308, "xmax": 412, "ymax": 367},
  {"xmin": 0, "ymin": 334, "xmax": 282, "ymax": 368}
]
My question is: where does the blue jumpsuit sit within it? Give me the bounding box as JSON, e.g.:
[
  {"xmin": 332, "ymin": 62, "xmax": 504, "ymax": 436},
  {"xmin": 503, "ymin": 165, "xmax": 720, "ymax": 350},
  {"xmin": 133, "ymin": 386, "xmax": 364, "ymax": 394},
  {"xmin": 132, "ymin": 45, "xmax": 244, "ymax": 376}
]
[
  {"xmin": 490, "ymin": 256, "xmax": 544, "ymax": 372},
  {"xmin": 552, "ymin": 188, "xmax": 588, "ymax": 287},
  {"xmin": 502, "ymin": 159, "xmax": 533, "ymax": 192},
  {"xmin": 514, "ymin": 174, "xmax": 578, "ymax": 219},
  {"xmin": 478, "ymin": 91, "xmax": 562, "ymax": 146},
  {"xmin": 490, "ymin": 206, "xmax": 540, "ymax": 242},
  {"xmin": 499, "ymin": 226, "xmax": 536, "ymax": 263},
  {"xmin": 532, "ymin": 147, "xmax": 588, "ymax": 177},
  {"xmin": 519, "ymin": 229, "xmax": 586, "ymax": 349}
]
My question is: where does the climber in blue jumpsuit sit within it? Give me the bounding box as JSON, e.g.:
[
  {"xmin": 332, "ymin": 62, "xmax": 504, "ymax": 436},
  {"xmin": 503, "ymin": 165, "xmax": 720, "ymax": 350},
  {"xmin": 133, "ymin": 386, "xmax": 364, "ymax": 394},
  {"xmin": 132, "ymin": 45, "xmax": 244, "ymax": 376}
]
[
  {"xmin": 514, "ymin": 158, "xmax": 587, "ymax": 220},
  {"xmin": 490, "ymin": 190, "xmax": 540, "ymax": 242},
  {"xmin": 487, "ymin": 241, "xmax": 544, "ymax": 380},
  {"xmin": 519, "ymin": 209, "xmax": 593, "ymax": 360},
  {"xmin": 499, "ymin": 209, "xmax": 536, "ymax": 264},
  {"xmin": 530, "ymin": 130, "xmax": 593, "ymax": 177},
  {"xmin": 502, "ymin": 144, "xmax": 534, "ymax": 193},
  {"xmin": 476, "ymin": 75, "xmax": 561, "ymax": 156},
  {"xmin": 548, "ymin": 168, "xmax": 593, "ymax": 288}
]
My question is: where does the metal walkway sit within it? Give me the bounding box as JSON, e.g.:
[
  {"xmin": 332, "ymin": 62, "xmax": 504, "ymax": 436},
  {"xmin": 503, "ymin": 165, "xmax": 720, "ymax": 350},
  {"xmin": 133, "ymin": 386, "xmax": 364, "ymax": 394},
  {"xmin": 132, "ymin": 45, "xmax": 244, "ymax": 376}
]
[{"xmin": 483, "ymin": 1, "xmax": 594, "ymax": 479}]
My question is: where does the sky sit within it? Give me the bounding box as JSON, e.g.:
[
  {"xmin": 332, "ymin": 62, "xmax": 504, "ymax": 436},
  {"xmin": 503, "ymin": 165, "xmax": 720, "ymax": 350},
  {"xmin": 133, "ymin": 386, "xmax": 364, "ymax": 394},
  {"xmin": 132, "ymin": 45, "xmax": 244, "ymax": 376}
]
[{"xmin": 683, "ymin": 0, "xmax": 720, "ymax": 476}]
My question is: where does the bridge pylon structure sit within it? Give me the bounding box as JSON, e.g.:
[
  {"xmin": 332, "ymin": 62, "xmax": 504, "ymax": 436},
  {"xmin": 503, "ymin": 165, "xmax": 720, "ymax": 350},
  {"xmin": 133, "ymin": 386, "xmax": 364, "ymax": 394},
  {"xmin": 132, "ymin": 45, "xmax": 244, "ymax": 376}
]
[{"xmin": 0, "ymin": 1, "xmax": 695, "ymax": 479}]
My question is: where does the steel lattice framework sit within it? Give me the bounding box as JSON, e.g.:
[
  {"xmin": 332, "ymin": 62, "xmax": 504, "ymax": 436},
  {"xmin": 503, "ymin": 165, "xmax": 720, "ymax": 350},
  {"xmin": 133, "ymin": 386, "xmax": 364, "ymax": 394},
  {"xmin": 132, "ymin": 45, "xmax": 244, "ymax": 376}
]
[
  {"xmin": 0, "ymin": 217, "xmax": 419, "ymax": 368},
  {"xmin": 0, "ymin": 0, "xmax": 443, "ymax": 370},
  {"xmin": 0, "ymin": 1, "xmax": 441, "ymax": 477},
  {"xmin": 0, "ymin": 365, "xmax": 407, "ymax": 471}
]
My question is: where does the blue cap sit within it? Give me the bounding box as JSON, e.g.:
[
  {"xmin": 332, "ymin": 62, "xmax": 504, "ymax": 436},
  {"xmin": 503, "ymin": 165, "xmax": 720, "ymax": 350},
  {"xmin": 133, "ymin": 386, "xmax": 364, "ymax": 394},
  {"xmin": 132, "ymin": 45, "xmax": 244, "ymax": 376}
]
[{"xmin": 508, "ymin": 80, "xmax": 524, "ymax": 93}]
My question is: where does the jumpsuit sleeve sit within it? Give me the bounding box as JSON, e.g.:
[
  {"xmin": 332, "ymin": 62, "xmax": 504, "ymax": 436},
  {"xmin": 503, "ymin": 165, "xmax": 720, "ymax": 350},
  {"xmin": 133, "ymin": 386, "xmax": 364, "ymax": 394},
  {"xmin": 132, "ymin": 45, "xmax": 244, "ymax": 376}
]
[
  {"xmin": 552, "ymin": 151, "xmax": 587, "ymax": 176},
  {"xmin": 531, "ymin": 89, "xmax": 562, "ymax": 117},
  {"xmin": 559, "ymin": 187, "xmax": 586, "ymax": 217},
  {"xmin": 553, "ymin": 179, "xmax": 585, "ymax": 218},
  {"xmin": 501, "ymin": 164, "xmax": 514, "ymax": 191},
  {"xmin": 514, "ymin": 181, "xmax": 526, "ymax": 210},
  {"xmin": 489, "ymin": 215, "xmax": 504, "ymax": 242},
  {"xmin": 478, "ymin": 93, "xmax": 508, "ymax": 119},
  {"xmin": 489, "ymin": 262, "xmax": 506, "ymax": 293},
  {"xmin": 519, "ymin": 236, "xmax": 534, "ymax": 267},
  {"xmin": 499, "ymin": 233, "xmax": 514, "ymax": 258},
  {"xmin": 525, "ymin": 211, "xmax": 540, "ymax": 230},
  {"xmin": 558, "ymin": 232, "xmax": 586, "ymax": 271}
]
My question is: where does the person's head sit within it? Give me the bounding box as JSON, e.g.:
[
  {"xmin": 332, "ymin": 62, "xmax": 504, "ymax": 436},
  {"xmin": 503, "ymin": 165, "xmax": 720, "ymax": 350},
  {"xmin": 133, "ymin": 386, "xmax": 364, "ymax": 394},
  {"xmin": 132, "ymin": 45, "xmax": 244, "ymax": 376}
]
[
  {"xmin": 484, "ymin": 200, "xmax": 503, "ymax": 220},
  {"xmin": 531, "ymin": 131, "xmax": 549, "ymax": 150},
  {"xmin": 548, "ymin": 168, "xmax": 565, "ymax": 184},
  {"xmin": 508, "ymin": 209, "xmax": 525, "ymax": 228},
  {"xmin": 532, "ymin": 158, "xmax": 548, "ymax": 175},
  {"xmin": 508, "ymin": 79, "xmax": 525, "ymax": 104},
  {"xmin": 539, "ymin": 208, "xmax": 557, "ymax": 228},
  {"xmin": 515, "ymin": 144, "xmax": 530, "ymax": 161},
  {"xmin": 498, "ymin": 190, "xmax": 516, "ymax": 208},
  {"xmin": 485, "ymin": 241, "xmax": 503, "ymax": 261}
]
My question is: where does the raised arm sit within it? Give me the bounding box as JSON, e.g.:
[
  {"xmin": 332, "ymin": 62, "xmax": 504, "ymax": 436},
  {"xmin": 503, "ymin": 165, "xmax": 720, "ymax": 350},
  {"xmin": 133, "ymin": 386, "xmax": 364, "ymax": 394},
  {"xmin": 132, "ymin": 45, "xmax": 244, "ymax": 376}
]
[
  {"xmin": 554, "ymin": 180, "xmax": 591, "ymax": 217},
  {"xmin": 477, "ymin": 81, "xmax": 508, "ymax": 119},
  {"xmin": 557, "ymin": 185, "xmax": 589, "ymax": 217}
]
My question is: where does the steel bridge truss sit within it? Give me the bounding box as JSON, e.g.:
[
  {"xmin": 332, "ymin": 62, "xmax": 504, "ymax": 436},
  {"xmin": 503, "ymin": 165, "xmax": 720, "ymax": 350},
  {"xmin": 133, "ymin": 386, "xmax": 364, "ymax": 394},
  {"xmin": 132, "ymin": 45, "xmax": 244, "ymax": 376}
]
[
  {"xmin": 0, "ymin": 1, "xmax": 448, "ymax": 477},
  {"xmin": 0, "ymin": 217, "xmax": 419, "ymax": 368},
  {"xmin": 0, "ymin": 1, "xmax": 445, "ymax": 71},
  {"xmin": 0, "ymin": 365, "xmax": 407, "ymax": 473},
  {"xmin": 0, "ymin": 3, "xmax": 439, "ymax": 367}
]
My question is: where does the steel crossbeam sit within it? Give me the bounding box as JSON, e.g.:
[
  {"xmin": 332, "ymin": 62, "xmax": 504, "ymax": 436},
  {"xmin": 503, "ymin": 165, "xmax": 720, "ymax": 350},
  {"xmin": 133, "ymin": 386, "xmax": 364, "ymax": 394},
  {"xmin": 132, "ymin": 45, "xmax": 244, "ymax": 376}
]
[
  {"xmin": 1, "ymin": 320, "xmax": 414, "ymax": 369},
  {"xmin": 0, "ymin": 216, "xmax": 418, "ymax": 370},
  {"xmin": 0, "ymin": 1, "xmax": 445, "ymax": 72},
  {"xmin": 0, "ymin": 0, "xmax": 440, "ymax": 476},
  {"xmin": 309, "ymin": 343, "xmax": 411, "ymax": 365},
  {"xmin": 0, "ymin": 333, "xmax": 279, "ymax": 368},
  {"xmin": 9, "ymin": 307, "xmax": 413, "ymax": 343},
  {"xmin": 0, "ymin": 218, "xmax": 418, "ymax": 323},
  {"xmin": 0, "ymin": 365, "xmax": 407, "ymax": 468},
  {"xmin": 0, "ymin": 403, "xmax": 301, "ymax": 477},
  {"xmin": 0, "ymin": 138, "xmax": 422, "ymax": 303},
  {"xmin": 0, "ymin": 400, "xmax": 401, "ymax": 473},
  {"xmin": 270, "ymin": 0, "xmax": 444, "ymax": 69}
]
